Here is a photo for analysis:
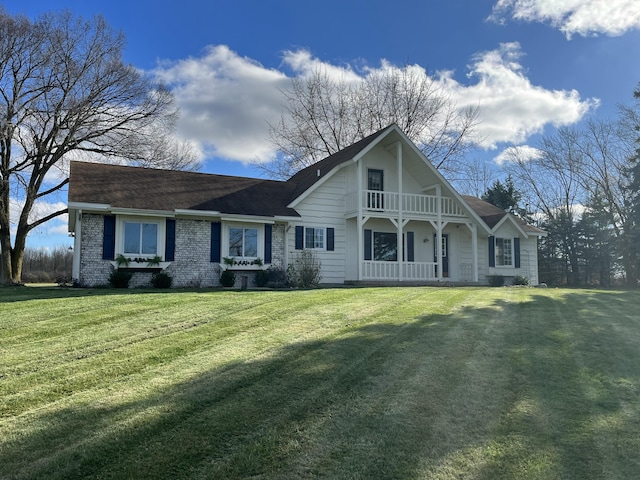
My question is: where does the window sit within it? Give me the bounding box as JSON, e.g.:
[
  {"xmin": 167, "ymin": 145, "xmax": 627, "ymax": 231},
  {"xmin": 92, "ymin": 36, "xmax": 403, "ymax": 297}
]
[
  {"xmin": 123, "ymin": 221, "xmax": 158, "ymax": 256},
  {"xmin": 305, "ymin": 227, "xmax": 324, "ymax": 249},
  {"xmin": 374, "ymin": 232, "xmax": 397, "ymax": 261},
  {"xmin": 229, "ymin": 227, "xmax": 258, "ymax": 258},
  {"xmin": 495, "ymin": 237, "xmax": 512, "ymax": 266},
  {"xmin": 367, "ymin": 169, "xmax": 384, "ymax": 209}
]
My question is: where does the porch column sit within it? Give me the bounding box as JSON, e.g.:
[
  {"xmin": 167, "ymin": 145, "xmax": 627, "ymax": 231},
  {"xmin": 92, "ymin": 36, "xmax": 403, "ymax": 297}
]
[
  {"xmin": 436, "ymin": 184, "xmax": 442, "ymax": 281},
  {"xmin": 471, "ymin": 223, "xmax": 478, "ymax": 282},
  {"xmin": 357, "ymin": 159, "xmax": 363, "ymax": 281},
  {"xmin": 396, "ymin": 142, "xmax": 403, "ymax": 281}
]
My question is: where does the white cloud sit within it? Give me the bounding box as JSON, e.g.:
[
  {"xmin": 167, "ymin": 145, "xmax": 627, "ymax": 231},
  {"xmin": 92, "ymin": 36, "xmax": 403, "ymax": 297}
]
[
  {"xmin": 494, "ymin": 144, "xmax": 544, "ymax": 164},
  {"xmin": 151, "ymin": 43, "xmax": 596, "ymax": 166},
  {"xmin": 439, "ymin": 42, "xmax": 598, "ymax": 149},
  {"xmin": 153, "ymin": 45, "xmax": 290, "ymax": 164},
  {"xmin": 489, "ymin": 0, "xmax": 640, "ymax": 38}
]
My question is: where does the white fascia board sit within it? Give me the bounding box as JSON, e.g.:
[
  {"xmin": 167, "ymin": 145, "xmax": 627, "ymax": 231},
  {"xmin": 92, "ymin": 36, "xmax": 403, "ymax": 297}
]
[
  {"xmin": 273, "ymin": 215, "xmax": 301, "ymax": 223},
  {"xmin": 68, "ymin": 201, "xmax": 111, "ymax": 211},
  {"xmin": 110, "ymin": 207, "xmax": 174, "ymax": 217},
  {"xmin": 221, "ymin": 215, "xmax": 275, "ymax": 224},
  {"xmin": 174, "ymin": 209, "xmax": 221, "ymax": 218}
]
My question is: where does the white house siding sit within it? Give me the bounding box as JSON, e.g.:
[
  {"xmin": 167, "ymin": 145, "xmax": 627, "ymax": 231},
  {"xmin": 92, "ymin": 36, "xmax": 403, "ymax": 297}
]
[
  {"xmin": 486, "ymin": 222, "xmax": 540, "ymax": 286},
  {"xmin": 291, "ymin": 170, "xmax": 347, "ymax": 284}
]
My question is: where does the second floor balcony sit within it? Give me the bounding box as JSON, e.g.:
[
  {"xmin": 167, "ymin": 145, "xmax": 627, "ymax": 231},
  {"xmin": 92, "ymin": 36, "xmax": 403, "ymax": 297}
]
[{"xmin": 345, "ymin": 190, "xmax": 466, "ymax": 218}]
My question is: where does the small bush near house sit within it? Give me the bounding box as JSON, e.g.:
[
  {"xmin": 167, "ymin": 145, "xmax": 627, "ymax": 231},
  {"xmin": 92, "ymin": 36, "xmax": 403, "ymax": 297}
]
[
  {"xmin": 488, "ymin": 274, "xmax": 505, "ymax": 287},
  {"xmin": 267, "ymin": 267, "xmax": 288, "ymax": 288},
  {"xmin": 513, "ymin": 275, "xmax": 529, "ymax": 286},
  {"xmin": 254, "ymin": 269, "xmax": 269, "ymax": 287},
  {"xmin": 287, "ymin": 250, "xmax": 322, "ymax": 288},
  {"xmin": 151, "ymin": 271, "xmax": 173, "ymax": 289},
  {"xmin": 109, "ymin": 269, "xmax": 133, "ymax": 288},
  {"xmin": 220, "ymin": 270, "xmax": 236, "ymax": 287}
]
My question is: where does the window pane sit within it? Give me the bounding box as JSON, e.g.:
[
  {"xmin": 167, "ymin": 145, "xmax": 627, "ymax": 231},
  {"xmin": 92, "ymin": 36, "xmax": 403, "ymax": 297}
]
[
  {"xmin": 495, "ymin": 238, "xmax": 512, "ymax": 266},
  {"xmin": 244, "ymin": 228, "xmax": 258, "ymax": 257},
  {"xmin": 124, "ymin": 222, "xmax": 141, "ymax": 254},
  {"xmin": 374, "ymin": 232, "xmax": 397, "ymax": 261},
  {"xmin": 305, "ymin": 228, "xmax": 315, "ymax": 248},
  {"xmin": 314, "ymin": 229, "xmax": 324, "ymax": 249},
  {"xmin": 229, "ymin": 227, "xmax": 243, "ymax": 256},
  {"xmin": 141, "ymin": 223, "xmax": 158, "ymax": 255}
]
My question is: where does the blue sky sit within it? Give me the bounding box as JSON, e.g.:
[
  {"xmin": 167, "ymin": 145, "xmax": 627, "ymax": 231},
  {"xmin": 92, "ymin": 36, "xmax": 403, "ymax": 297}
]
[{"xmin": 3, "ymin": 0, "xmax": 640, "ymax": 249}]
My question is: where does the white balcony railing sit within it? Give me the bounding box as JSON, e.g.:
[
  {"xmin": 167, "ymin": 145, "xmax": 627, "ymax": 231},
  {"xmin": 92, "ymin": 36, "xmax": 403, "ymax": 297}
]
[{"xmin": 346, "ymin": 190, "xmax": 466, "ymax": 217}]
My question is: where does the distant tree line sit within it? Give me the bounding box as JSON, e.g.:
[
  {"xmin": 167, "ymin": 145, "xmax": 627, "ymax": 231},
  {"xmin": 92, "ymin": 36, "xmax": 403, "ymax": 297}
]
[
  {"xmin": 484, "ymin": 84, "xmax": 640, "ymax": 288},
  {"xmin": 21, "ymin": 247, "xmax": 73, "ymax": 284}
]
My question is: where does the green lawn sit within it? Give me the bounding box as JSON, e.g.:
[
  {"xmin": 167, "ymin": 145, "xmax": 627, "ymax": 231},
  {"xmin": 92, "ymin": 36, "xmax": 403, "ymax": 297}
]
[{"xmin": 1, "ymin": 286, "xmax": 639, "ymax": 479}]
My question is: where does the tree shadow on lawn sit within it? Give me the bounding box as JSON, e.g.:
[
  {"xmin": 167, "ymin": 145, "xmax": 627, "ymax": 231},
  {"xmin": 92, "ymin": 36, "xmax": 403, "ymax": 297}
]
[{"xmin": 2, "ymin": 290, "xmax": 639, "ymax": 479}]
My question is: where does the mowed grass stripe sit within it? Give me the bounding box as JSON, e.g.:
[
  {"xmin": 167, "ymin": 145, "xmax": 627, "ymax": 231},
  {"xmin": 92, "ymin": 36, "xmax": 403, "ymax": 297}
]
[{"xmin": 1, "ymin": 287, "xmax": 639, "ymax": 480}]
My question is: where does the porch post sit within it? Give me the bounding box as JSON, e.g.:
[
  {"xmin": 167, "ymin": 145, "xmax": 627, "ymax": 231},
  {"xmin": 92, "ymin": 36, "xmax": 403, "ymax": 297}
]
[
  {"xmin": 471, "ymin": 223, "xmax": 478, "ymax": 282},
  {"xmin": 396, "ymin": 142, "xmax": 403, "ymax": 282},
  {"xmin": 357, "ymin": 159, "xmax": 363, "ymax": 281},
  {"xmin": 436, "ymin": 184, "xmax": 442, "ymax": 281}
]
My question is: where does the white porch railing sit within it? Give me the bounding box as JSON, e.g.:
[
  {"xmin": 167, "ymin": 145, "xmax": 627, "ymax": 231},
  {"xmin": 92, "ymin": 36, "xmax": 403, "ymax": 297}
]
[
  {"xmin": 362, "ymin": 261, "xmax": 438, "ymax": 281},
  {"xmin": 346, "ymin": 191, "xmax": 466, "ymax": 217}
]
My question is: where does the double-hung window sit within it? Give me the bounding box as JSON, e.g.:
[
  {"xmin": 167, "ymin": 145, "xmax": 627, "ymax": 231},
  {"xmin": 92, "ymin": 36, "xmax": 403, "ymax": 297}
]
[
  {"xmin": 305, "ymin": 228, "xmax": 324, "ymax": 249},
  {"xmin": 229, "ymin": 227, "xmax": 258, "ymax": 258},
  {"xmin": 495, "ymin": 237, "xmax": 513, "ymax": 266},
  {"xmin": 123, "ymin": 221, "xmax": 159, "ymax": 256}
]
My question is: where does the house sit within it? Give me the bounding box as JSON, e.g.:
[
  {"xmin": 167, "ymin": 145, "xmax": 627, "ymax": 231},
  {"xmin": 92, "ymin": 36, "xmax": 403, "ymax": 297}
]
[{"xmin": 68, "ymin": 124, "xmax": 545, "ymax": 288}]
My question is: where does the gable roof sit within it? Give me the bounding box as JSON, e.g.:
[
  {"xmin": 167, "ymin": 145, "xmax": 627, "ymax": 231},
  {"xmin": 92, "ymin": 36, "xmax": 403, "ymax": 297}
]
[
  {"xmin": 462, "ymin": 195, "xmax": 546, "ymax": 237},
  {"xmin": 68, "ymin": 161, "xmax": 299, "ymax": 218},
  {"xmin": 286, "ymin": 125, "xmax": 394, "ymax": 201}
]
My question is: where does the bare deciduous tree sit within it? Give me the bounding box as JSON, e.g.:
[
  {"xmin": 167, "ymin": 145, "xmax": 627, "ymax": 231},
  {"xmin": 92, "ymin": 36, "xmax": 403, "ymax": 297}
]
[
  {"xmin": 265, "ymin": 66, "xmax": 479, "ymax": 179},
  {"xmin": 0, "ymin": 10, "xmax": 197, "ymax": 284}
]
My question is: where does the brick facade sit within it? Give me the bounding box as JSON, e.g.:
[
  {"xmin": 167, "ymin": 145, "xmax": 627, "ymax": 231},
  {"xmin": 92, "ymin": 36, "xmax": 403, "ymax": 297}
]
[{"xmin": 77, "ymin": 214, "xmax": 287, "ymax": 288}]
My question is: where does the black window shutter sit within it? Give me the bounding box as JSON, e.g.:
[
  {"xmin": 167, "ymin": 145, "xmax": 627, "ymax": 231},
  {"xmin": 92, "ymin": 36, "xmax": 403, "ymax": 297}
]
[
  {"xmin": 364, "ymin": 229, "xmax": 372, "ymax": 261},
  {"xmin": 102, "ymin": 215, "xmax": 116, "ymax": 260},
  {"xmin": 264, "ymin": 224, "xmax": 272, "ymax": 264},
  {"xmin": 295, "ymin": 226, "xmax": 304, "ymax": 250},
  {"xmin": 327, "ymin": 228, "xmax": 335, "ymax": 251},
  {"xmin": 210, "ymin": 222, "xmax": 221, "ymax": 263},
  {"xmin": 488, "ymin": 236, "xmax": 495, "ymax": 267},
  {"xmin": 407, "ymin": 231, "xmax": 414, "ymax": 262},
  {"xmin": 514, "ymin": 237, "xmax": 521, "ymax": 268},
  {"xmin": 165, "ymin": 219, "xmax": 176, "ymax": 261}
]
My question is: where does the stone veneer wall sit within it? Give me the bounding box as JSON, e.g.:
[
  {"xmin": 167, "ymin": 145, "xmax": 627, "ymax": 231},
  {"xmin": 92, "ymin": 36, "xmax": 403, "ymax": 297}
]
[
  {"xmin": 78, "ymin": 214, "xmax": 287, "ymax": 288},
  {"xmin": 79, "ymin": 214, "xmax": 114, "ymax": 287},
  {"xmin": 165, "ymin": 218, "xmax": 218, "ymax": 288}
]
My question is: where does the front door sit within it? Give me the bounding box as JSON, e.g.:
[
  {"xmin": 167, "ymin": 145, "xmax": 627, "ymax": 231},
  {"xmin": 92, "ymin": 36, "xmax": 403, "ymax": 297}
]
[{"xmin": 434, "ymin": 234, "xmax": 449, "ymax": 277}]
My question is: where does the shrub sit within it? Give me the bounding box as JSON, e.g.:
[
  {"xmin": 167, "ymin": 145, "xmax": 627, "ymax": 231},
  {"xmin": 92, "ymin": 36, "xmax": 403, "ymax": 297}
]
[
  {"xmin": 220, "ymin": 270, "xmax": 236, "ymax": 287},
  {"xmin": 150, "ymin": 271, "xmax": 173, "ymax": 288},
  {"xmin": 266, "ymin": 267, "xmax": 287, "ymax": 288},
  {"xmin": 287, "ymin": 250, "xmax": 322, "ymax": 288},
  {"xmin": 513, "ymin": 275, "xmax": 529, "ymax": 286},
  {"xmin": 254, "ymin": 269, "xmax": 269, "ymax": 287},
  {"xmin": 109, "ymin": 269, "xmax": 133, "ymax": 288},
  {"xmin": 488, "ymin": 274, "xmax": 505, "ymax": 287}
]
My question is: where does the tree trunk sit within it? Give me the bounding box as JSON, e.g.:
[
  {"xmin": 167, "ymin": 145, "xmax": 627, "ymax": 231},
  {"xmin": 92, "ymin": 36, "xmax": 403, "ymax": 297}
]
[{"xmin": 0, "ymin": 230, "xmax": 13, "ymax": 285}]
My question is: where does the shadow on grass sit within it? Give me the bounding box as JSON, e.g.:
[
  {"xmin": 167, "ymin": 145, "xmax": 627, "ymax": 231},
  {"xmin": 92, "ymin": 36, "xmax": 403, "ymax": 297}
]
[{"xmin": 1, "ymin": 289, "xmax": 639, "ymax": 479}]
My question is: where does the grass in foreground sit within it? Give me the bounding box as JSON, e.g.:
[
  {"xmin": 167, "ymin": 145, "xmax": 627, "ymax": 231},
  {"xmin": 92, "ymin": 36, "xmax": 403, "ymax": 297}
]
[{"xmin": 1, "ymin": 286, "xmax": 639, "ymax": 479}]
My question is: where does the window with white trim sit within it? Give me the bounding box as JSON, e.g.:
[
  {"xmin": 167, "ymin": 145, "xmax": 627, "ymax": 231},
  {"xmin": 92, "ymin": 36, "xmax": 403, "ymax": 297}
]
[
  {"xmin": 229, "ymin": 227, "xmax": 258, "ymax": 258},
  {"xmin": 305, "ymin": 227, "xmax": 324, "ymax": 249},
  {"xmin": 495, "ymin": 237, "xmax": 513, "ymax": 266},
  {"xmin": 117, "ymin": 217, "xmax": 164, "ymax": 258}
]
